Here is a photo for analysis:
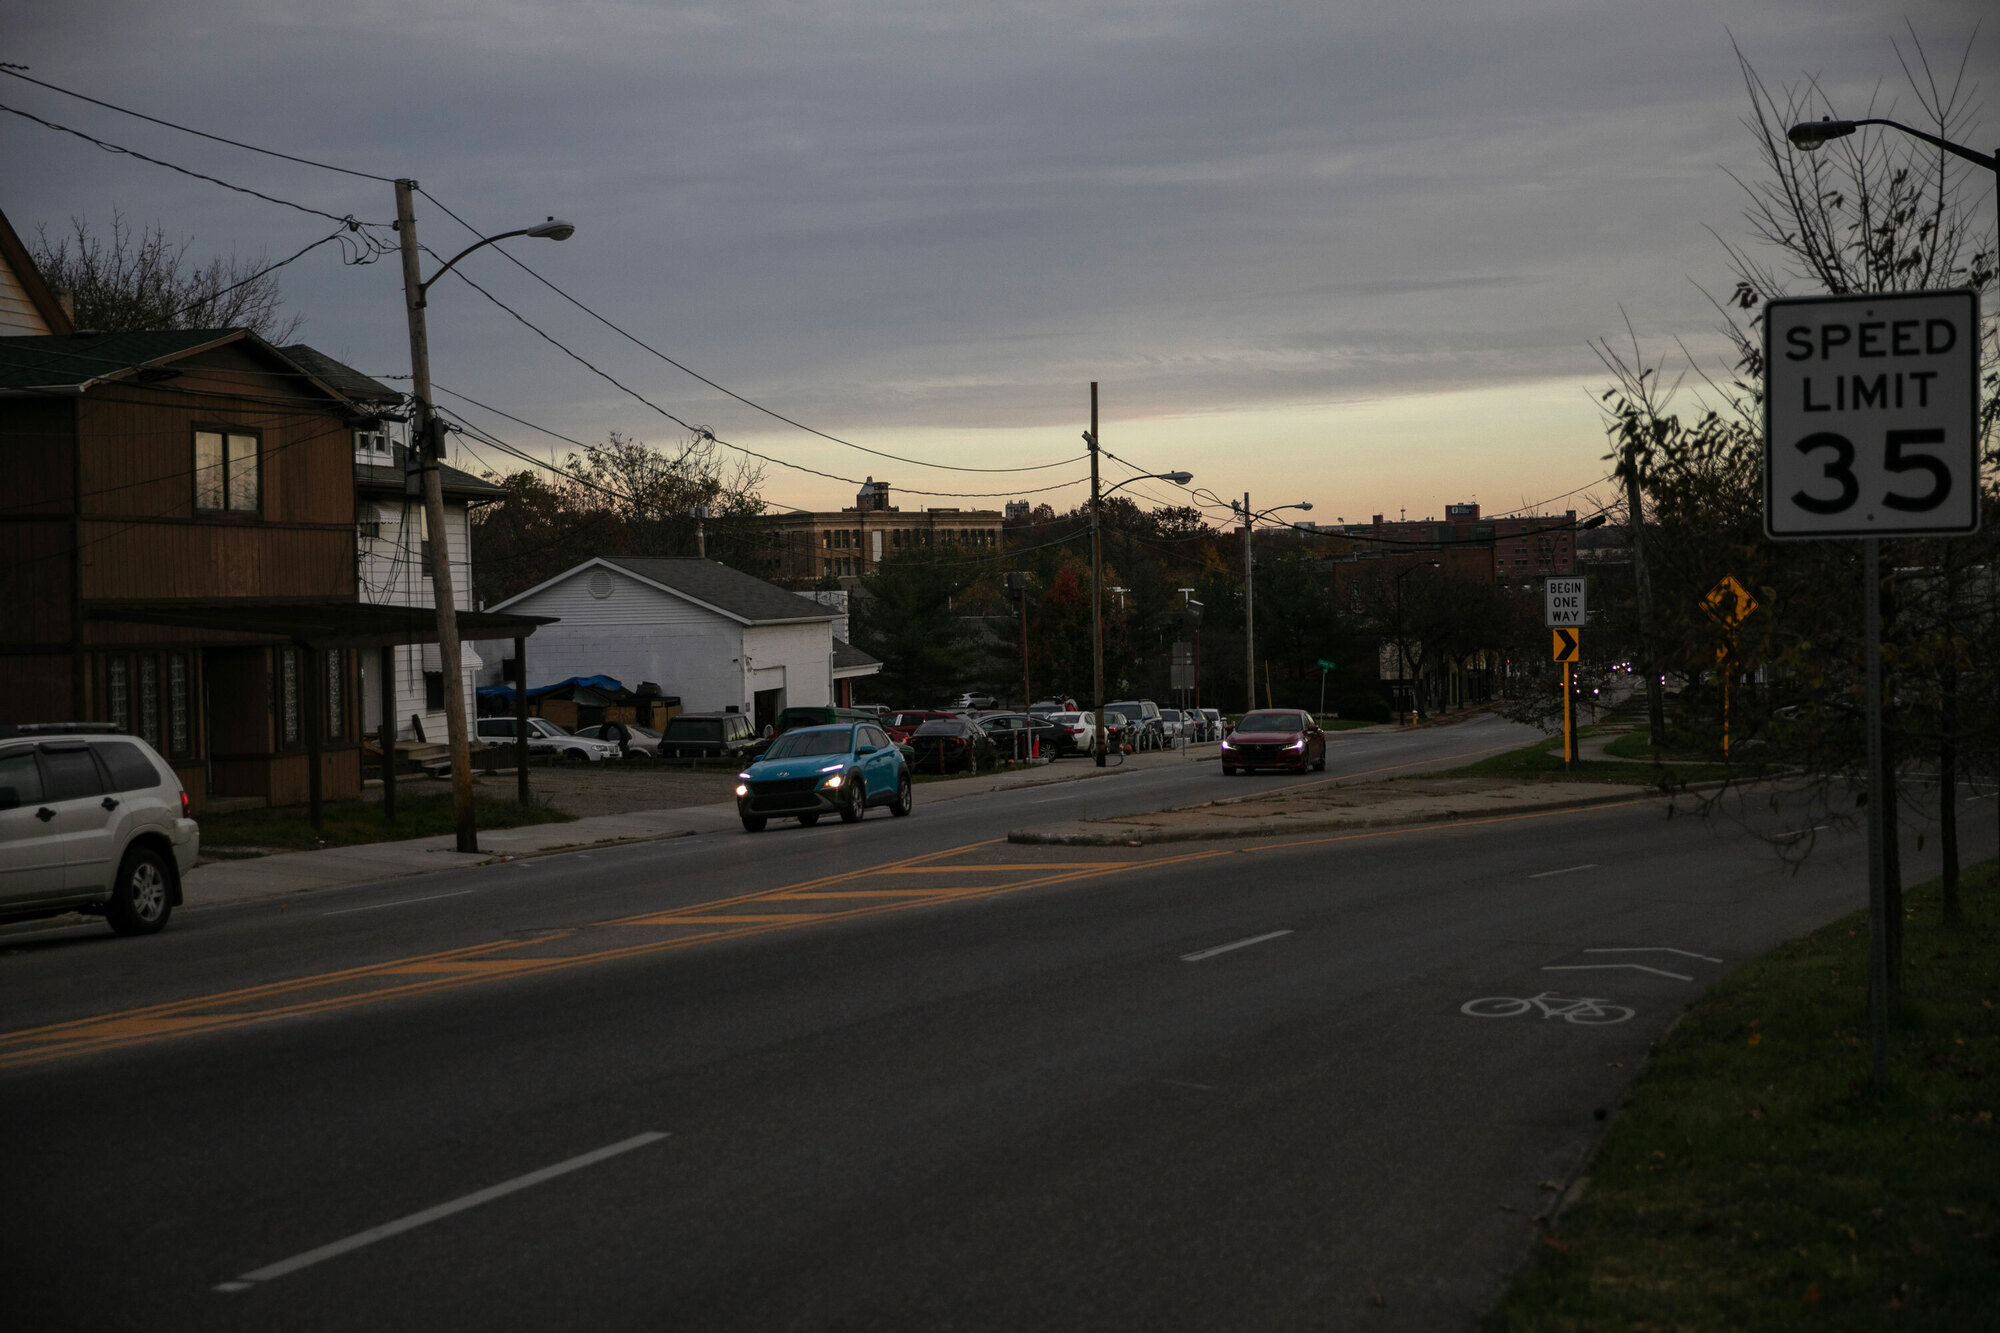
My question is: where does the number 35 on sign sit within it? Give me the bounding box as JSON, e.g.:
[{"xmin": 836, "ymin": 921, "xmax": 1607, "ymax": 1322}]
[{"xmin": 1763, "ymin": 289, "xmax": 1980, "ymax": 540}]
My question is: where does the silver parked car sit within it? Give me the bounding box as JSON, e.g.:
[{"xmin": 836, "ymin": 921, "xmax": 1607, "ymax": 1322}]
[{"xmin": 0, "ymin": 724, "xmax": 199, "ymax": 935}]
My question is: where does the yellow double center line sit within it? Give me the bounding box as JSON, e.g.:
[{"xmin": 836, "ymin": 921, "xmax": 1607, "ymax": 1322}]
[{"xmin": 0, "ymin": 839, "xmax": 1227, "ymax": 1072}]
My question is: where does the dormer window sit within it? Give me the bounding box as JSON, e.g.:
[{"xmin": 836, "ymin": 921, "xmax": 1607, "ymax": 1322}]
[{"xmin": 355, "ymin": 425, "xmax": 391, "ymax": 460}]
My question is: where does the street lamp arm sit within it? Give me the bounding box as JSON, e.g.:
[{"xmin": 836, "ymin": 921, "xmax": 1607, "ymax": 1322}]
[
  {"xmin": 1789, "ymin": 116, "xmax": 1999, "ymax": 172},
  {"xmin": 417, "ymin": 219, "xmax": 576, "ymax": 305},
  {"xmin": 1100, "ymin": 471, "xmax": 1193, "ymax": 500}
]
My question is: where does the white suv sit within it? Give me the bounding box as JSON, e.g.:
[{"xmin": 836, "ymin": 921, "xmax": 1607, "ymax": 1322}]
[{"xmin": 0, "ymin": 725, "xmax": 200, "ymax": 935}]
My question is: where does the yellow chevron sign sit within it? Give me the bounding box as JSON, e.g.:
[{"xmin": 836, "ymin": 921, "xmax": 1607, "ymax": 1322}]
[{"xmin": 1551, "ymin": 628, "xmax": 1580, "ymax": 663}]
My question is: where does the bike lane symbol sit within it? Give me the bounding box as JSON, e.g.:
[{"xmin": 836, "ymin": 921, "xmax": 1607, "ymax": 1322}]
[{"xmin": 1460, "ymin": 992, "xmax": 1634, "ymax": 1025}]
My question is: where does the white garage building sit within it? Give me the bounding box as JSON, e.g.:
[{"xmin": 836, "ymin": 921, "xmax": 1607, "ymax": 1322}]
[{"xmin": 476, "ymin": 556, "xmax": 878, "ymax": 732}]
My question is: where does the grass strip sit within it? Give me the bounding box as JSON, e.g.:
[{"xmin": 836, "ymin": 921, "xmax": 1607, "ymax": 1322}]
[
  {"xmin": 200, "ymin": 789, "xmax": 574, "ymax": 852},
  {"xmin": 1443, "ymin": 735, "xmax": 1734, "ymax": 787},
  {"xmin": 1487, "ymin": 861, "xmax": 2000, "ymax": 1331}
]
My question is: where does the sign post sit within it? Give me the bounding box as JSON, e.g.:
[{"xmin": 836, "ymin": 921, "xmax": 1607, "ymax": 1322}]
[
  {"xmin": 1546, "ymin": 580, "xmax": 1587, "ymax": 769},
  {"xmin": 1551, "ymin": 628, "xmax": 1581, "ymax": 768},
  {"xmin": 1701, "ymin": 575, "xmax": 1760, "ymax": 757},
  {"xmin": 1764, "ymin": 288, "xmax": 1982, "ymax": 1086}
]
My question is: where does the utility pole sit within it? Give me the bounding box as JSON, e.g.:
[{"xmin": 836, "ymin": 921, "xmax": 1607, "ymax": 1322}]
[
  {"xmin": 1241, "ymin": 493, "xmax": 1255, "ymax": 713},
  {"xmin": 1622, "ymin": 456, "xmax": 1664, "ymax": 747},
  {"xmin": 394, "ymin": 179, "xmax": 478, "ymax": 854},
  {"xmin": 1088, "ymin": 383, "xmax": 1106, "ymax": 767}
]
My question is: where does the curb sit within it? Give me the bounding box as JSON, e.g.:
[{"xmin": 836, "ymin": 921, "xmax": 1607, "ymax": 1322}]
[{"xmin": 1007, "ymin": 787, "xmax": 1652, "ymax": 846}]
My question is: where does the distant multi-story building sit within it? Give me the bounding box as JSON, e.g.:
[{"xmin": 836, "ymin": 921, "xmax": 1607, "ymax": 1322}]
[
  {"xmin": 1295, "ymin": 502, "xmax": 1583, "ymax": 582},
  {"xmin": 758, "ymin": 478, "xmax": 1004, "ymax": 584}
]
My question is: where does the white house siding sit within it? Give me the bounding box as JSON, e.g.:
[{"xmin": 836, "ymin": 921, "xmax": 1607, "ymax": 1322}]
[
  {"xmin": 0, "ymin": 261, "xmax": 54, "ymax": 336},
  {"xmin": 475, "ymin": 565, "xmax": 836, "ymax": 716},
  {"xmin": 354, "ymin": 481, "xmax": 483, "ymax": 743},
  {"xmin": 743, "ymin": 621, "xmax": 834, "ymax": 709}
]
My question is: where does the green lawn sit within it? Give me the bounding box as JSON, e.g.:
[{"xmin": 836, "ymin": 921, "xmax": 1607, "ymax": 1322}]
[
  {"xmin": 1444, "ymin": 735, "xmax": 1732, "ymax": 788},
  {"xmin": 1488, "ymin": 862, "xmax": 2000, "ymax": 1331},
  {"xmin": 199, "ymin": 789, "xmax": 573, "ymax": 852}
]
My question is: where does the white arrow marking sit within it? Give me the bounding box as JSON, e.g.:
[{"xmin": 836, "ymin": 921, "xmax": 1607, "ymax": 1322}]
[
  {"xmin": 1542, "ymin": 963, "xmax": 1693, "ymax": 981},
  {"xmin": 1584, "ymin": 947, "xmax": 1722, "ymax": 963}
]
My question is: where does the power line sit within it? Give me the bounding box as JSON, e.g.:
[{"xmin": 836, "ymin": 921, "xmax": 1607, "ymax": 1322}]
[
  {"xmin": 429, "ymin": 262, "xmax": 1088, "ymax": 501},
  {"xmin": 0, "ymin": 100, "xmax": 391, "ymax": 230},
  {"xmin": 414, "ymin": 186, "xmax": 1089, "ymax": 478},
  {"xmin": 0, "ymin": 67, "xmax": 397, "ymax": 181}
]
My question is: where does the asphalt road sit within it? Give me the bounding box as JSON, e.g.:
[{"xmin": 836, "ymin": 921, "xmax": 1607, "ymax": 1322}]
[{"xmin": 4, "ymin": 716, "xmax": 1990, "ymax": 1331}]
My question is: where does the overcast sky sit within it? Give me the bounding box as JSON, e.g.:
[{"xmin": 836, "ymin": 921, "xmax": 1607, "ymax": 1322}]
[{"xmin": 4, "ymin": 1, "xmax": 1993, "ymax": 524}]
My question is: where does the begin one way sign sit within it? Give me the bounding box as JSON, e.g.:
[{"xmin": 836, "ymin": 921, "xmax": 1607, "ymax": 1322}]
[{"xmin": 1544, "ymin": 577, "xmax": 1586, "ymax": 627}]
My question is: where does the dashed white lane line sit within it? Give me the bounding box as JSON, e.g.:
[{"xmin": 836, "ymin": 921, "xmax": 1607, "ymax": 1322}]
[
  {"xmin": 1181, "ymin": 930, "xmax": 1293, "ymax": 962},
  {"xmin": 321, "ymin": 890, "xmax": 475, "ymax": 916},
  {"xmin": 213, "ymin": 1131, "xmax": 670, "ymax": 1293},
  {"xmin": 1529, "ymin": 863, "xmax": 1599, "ymax": 879}
]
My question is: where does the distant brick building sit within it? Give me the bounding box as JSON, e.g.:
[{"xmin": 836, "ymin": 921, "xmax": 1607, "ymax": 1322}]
[
  {"xmin": 757, "ymin": 479, "xmax": 1004, "ymax": 584},
  {"xmin": 1296, "ymin": 502, "xmax": 1582, "ymax": 583}
]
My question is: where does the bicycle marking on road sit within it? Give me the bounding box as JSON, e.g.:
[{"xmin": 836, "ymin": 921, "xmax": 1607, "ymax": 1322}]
[{"xmin": 1460, "ymin": 992, "xmax": 1635, "ymax": 1025}]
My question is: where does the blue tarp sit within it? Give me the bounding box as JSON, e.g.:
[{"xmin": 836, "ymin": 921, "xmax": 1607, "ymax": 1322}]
[{"xmin": 476, "ymin": 674, "xmax": 626, "ymax": 703}]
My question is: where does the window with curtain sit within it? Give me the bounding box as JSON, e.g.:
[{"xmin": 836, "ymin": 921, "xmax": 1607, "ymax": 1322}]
[
  {"xmin": 193, "ymin": 429, "xmax": 260, "ymax": 513},
  {"xmin": 325, "ymin": 648, "xmax": 345, "ymax": 740},
  {"xmin": 280, "ymin": 648, "xmax": 300, "ymax": 745}
]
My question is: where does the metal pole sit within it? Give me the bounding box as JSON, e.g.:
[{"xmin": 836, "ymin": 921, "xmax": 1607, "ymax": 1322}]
[
  {"xmin": 394, "ymin": 179, "xmax": 479, "ymax": 853},
  {"xmin": 1863, "ymin": 537, "xmax": 1889, "ymax": 1086},
  {"xmin": 514, "ymin": 634, "xmax": 530, "ymax": 806},
  {"xmin": 1562, "ymin": 659, "xmax": 1575, "ymax": 770},
  {"xmin": 1090, "ymin": 384, "xmax": 1106, "ymax": 767},
  {"xmin": 1242, "ymin": 493, "xmax": 1255, "ymax": 714},
  {"xmin": 378, "ymin": 644, "xmax": 396, "ymax": 823}
]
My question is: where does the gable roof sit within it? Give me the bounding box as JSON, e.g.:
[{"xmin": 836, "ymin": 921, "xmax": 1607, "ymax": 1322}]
[
  {"xmin": 491, "ymin": 556, "xmax": 836, "ymax": 627},
  {"xmin": 0, "ymin": 327, "xmax": 356, "ymax": 405},
  {"xmin": 283, "ymin": 344, "xmax": 402, "ymax": 405},
  {"xmin": 356, "ymin": 443, "xmax": 507, "ymax": 503},
  {"xmin": 831, "ymin": 638, "xmax": 881, "ymax": 674},
  {"xmin": 0, "ymin": 205, "xmax": 74, "ymax": 336}
]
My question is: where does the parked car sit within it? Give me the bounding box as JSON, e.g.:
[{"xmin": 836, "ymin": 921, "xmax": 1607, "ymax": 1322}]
[
  {"xmin": 953, "ymin": 692, "xmax": 999, "ymax": 710},
  {"xmin": 907, "ymin": 717, "xmax": 998, "ymax": 773},
  {"xmin": 774, "ymin": 705, "xmax": 879, "ymax": 735},
  {"xmin": 978, "ymin": 713, "xmax": 1073, "ymax": 759},
  {"xmin": 572, "ymin": 722, "xmax": 664, "ymax": 758},
  {"xmin": 0, "ymin": 724, "xmax": 198, "ymax": 935},
  {"xmin": 1028, "ymin": 697, "xmax": 1079, "ymax": 715},
  {"xmin": 883, "ymin": 709, "xmax": 957, "ymax": 744},
  {"xmin": 735, "ymin": 722, "xmax": 912, "ymax": 832},
  {"xmin": 1157, "ymin": 708, "xmax": 1191, "ymax": 743},
  {"xmin": 1100, "ymin": 709, "xmax": 1135, "ymax": 754},
  {"xmin": 475, "ymin": 716, "xmax": 622, "ymax": 762},
  {"xmin": 1047, "ymin": 711, "xmax": 1096, "ymax": 754},
  {"xmin": 1107, "ymin": 699, "xmax": 1165, "ymax": 750},
  {"xmin": 657, "ymin": 711, "xmax": 762, "ymax": 760},
  {"xmin": 1199, "ymin": 708, "xmax": 1223, "ymax": 741},
  {"xmin": 1219, "ymin": 709, "xmax": 1327, "ymax": 774}
]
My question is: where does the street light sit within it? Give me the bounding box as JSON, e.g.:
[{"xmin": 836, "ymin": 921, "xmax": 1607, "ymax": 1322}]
[
  {"xmin": 1787, "ymin": 115, "xmax": 1998, "ymax": 222},
  {"xmin": 394, "ymin": 182, "xmax": 575, "ymax": 853},
  {"xmin": 1224, "ymin": 495, "xmax": 1312, "ymax": 711},
  {"xmin": 1082, "ymin": 387, "xmax": 1190, "ymax": 767},
  {"xmin": 1393, "ymin": 560, "xmax": 1441, "ymax": 726}
]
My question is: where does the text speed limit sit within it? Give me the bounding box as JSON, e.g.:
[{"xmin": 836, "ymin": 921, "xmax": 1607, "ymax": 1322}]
[{"xmin": 1763, "ymin": 289, "xmax": 1980, "ymax": 539}]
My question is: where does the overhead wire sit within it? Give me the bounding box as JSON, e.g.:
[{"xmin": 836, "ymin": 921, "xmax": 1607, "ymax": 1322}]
[
  {"xmin": 413, "ymin": 186, "xmax": 1088, "ymax": 478},
  {"xmin": 427, "ymin": 260, "xmax": 1089, "ymax": 501},
  {"xmin": 0, "ymin": 67, "xmax": 396, "ymax": 181},
  {"xmin": 0, "ymin": 101, "xmax": 392, "ymax": 230}
]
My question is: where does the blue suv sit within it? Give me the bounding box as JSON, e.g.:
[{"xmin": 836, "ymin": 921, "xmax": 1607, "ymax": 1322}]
[{"xmin": 735, "ymin": 721, "xmax": 912, "ymax": 833}]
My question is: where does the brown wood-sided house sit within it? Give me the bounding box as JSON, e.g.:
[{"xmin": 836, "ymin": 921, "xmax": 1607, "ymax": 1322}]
[{"xmin": 0, "ymin": 210, "xmax": 545, "ymax": 812}]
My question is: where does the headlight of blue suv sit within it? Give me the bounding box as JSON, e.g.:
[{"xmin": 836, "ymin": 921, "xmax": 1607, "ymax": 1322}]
[
  {"xmin": 822, "ymin": 773, "xmax": 844, "ymax": 788},
  {"xmin": 734, "ymin": 784, "xmax": 749, "ymax": 797}
]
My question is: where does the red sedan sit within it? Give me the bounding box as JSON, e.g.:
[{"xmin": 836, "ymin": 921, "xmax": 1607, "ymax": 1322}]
[
  {"xmin": 1219, "ymin": 709, "xmax": 1326, "ymax": 774},
  {"xmin": 883, "ymin": 710, "xmax": 957, "ymax": 744}
]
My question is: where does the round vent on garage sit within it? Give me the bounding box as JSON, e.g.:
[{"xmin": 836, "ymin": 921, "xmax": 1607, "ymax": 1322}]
[{"xmin": 588, "ymin": 570, "xmax": 615, "ymax": 599}]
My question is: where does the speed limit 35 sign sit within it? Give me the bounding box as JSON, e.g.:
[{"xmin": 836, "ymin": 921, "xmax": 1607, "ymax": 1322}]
[{"xmin": 1764, "ymin": 289, "xmax": 1980, "ymax": 539}]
